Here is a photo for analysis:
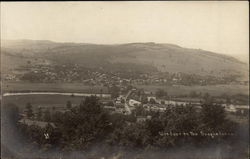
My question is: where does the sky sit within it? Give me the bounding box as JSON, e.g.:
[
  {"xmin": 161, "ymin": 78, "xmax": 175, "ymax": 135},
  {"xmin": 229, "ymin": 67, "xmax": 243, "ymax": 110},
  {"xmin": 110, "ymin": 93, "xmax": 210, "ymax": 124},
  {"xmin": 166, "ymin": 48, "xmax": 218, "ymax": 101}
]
[{"xmin": 1, "ymin": 2, "xmax": 249, "ymax": 62}]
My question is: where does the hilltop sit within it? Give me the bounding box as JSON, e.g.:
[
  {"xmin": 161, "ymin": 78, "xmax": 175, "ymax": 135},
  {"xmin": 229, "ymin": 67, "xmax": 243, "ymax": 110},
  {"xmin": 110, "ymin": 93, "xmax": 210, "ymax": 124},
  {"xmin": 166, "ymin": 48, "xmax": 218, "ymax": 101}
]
[{"xmin": 1, "ymin": 39, "xmax": 248, "ymax": 79}]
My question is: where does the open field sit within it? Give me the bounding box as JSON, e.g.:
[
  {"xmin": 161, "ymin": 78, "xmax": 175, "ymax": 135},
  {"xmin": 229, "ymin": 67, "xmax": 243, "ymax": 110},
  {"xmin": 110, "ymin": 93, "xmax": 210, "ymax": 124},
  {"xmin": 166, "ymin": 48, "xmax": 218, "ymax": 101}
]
[
  {"xmin": 2, "ymin": 82, "xmax": 108, "ymax": 93},
  {"xmin": 135, "ymin": 84, "xmax": 249, "ymax": 96},
  {"xmin": 2, "ymin": 94, "xmax": 85, "ymax": 111}
]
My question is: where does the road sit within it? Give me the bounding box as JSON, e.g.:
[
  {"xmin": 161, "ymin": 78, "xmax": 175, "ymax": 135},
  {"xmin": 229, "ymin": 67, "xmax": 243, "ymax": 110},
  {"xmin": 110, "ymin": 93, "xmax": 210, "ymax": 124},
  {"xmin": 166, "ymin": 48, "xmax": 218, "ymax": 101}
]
[{"xmin": 124, "ymin": 90, "xmax": 133, "ymax": 115}]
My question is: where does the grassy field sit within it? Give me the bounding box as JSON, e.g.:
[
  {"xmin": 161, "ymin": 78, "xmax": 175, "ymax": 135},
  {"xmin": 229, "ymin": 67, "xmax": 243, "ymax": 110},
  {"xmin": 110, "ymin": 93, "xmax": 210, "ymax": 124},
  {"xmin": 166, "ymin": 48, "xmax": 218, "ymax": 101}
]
[
  {"xmin": 135, "ymin": 84, "xmax": 249, "ymax": 96},
  {"xmin": 2, "ymin": 94, "xmax": 85, "ymax": 111},
  {"xmin": 2, "ymin": 82, "xmax": 108, "ymax": 93},
  {"xmin": 2, "ymin": 82, "xmax": 109, "ymax": 111}
]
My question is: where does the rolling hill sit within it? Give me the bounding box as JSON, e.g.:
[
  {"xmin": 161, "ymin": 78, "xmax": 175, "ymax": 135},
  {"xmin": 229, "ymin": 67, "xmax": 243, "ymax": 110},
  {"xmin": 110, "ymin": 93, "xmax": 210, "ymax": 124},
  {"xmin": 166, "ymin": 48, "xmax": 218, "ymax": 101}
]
[{"xmin": 1, "ymin": 39, "xmax": 248, "ymax": 79}]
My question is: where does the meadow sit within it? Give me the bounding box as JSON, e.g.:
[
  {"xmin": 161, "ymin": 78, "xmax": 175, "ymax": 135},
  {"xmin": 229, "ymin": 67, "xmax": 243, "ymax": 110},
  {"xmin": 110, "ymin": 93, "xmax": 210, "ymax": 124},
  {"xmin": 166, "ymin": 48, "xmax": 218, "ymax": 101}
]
[
  {"xmin": 2, "ymin": 82, "xmax": 108, "ymax": 93},
  {"xmin": 2, "ymin": 82, "xmax": 109, "ymax": 112},
  {"xmin": 3, "ymin": 94, "xmax": 85, "ymax": 111}
]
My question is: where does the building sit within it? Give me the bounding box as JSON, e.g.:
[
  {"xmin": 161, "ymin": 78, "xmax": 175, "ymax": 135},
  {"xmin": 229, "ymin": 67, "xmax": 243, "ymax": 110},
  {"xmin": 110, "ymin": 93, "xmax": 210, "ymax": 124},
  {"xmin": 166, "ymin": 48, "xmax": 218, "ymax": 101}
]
[
  {"xmin": 147, "ymin": 96, "xmax": 157, "ymax": 103},
  {"xmin": 129, "ymin": 99, "xmax": 141, "ymax": 107}
]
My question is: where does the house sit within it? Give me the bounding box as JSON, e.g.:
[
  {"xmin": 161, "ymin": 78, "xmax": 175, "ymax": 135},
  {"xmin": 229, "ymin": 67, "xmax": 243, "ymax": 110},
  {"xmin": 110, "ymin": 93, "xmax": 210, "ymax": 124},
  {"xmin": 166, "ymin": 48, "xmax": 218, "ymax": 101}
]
[
  {"xmin": 129, "ymin": 99, "xmax": 141, "ymax": 107},
  {"xmin": 115, "ymin": 100, "xmax": 122, "ymax": 104},
  {"xmin": 147, "ymin": 96, "xmax": 157, "ymax": 102}
]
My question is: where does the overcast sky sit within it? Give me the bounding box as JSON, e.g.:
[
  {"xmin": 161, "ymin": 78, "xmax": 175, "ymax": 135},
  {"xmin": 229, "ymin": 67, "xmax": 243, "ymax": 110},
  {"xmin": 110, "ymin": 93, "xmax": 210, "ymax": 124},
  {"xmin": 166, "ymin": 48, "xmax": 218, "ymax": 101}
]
[{"xmin": 1, "ymin": 2, "xmax": 249, "ymax": 62}]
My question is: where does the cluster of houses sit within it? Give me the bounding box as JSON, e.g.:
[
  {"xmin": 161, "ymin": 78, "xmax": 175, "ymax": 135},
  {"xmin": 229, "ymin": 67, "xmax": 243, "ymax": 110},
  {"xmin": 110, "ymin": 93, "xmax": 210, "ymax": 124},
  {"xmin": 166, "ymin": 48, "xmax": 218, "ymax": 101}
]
[
  {"xmin": 5, "ymin": 61, "xmax": 247, "ymax": 86},
  {"xmin": 101, "ymin": 89, "xmax": 249, "ymax": 119}
]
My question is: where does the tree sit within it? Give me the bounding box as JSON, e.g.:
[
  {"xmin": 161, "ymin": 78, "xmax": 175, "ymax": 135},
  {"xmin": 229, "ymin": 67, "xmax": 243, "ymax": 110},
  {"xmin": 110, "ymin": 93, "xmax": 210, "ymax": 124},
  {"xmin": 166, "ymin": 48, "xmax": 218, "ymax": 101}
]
[
  {"xmin": 121, "ymin": 98, "xmax": 125, "ymax": 104},
  {"xmin": 189, "ymin": 91, "xmax": 198, "ymax": 98},
  {"xmin": 149, "ymin": 98, "xmax": 157, "ymax": 104},
  {"xmin": 109, "ymin": 123, "xmax": 149, "ymax": 148},
  {"xmin": 51, "ymin": 111, "xmax": 64, "ymax": 123},
  {"xmin": 203, "ymin": 92, "xmax": 211, "ymax": 102},
  {"xmin": 79, "ymin": 96, "xmax": 101, "ymax": 113},
  {"xmin": 110, "ymin": 85, "xmax": 120, "ymax": 98},
  {"xmin": 43, "ymin": 109, "xmax": 51, "ymax": 122},
  {"xmin": 221, "ymin": 93, "xmax": 231, "ymax": 104},
  {"xmin": 126, "ymin": 85, "xmax": 133, "ymax": 91},
  {"xmin": 52, "ymin": 106, "xmax": 56, "ymax": 111},
  {"xmin": 36, "ymin": 107, "xmax": 42, "ymax": 121},
  {"xmin": 200, "ymin": 102, "xmax": 226, "ymax": 131},
  {"xmin": 134, "ymin": 105, "xmax": 145, "ymax": 116},
  {"xmin": 141, "ymin": 96, "xmax": 148, "ymax": 104},
  {"xmin": 155, "ymin": 89, "xmax": 167, "ymax": 98},
  {"xmin": 66, "ymin": 100, "xmax": 72, "ymax": 109},
  {"xmin": 59, "ymin": 96, "xmax": 111, "ymax": 150},
  {"xmin": 161, "ymin": 106, "xmax": 199, "ymax": 133},
  {"xmin": 2, "ymin": 103, "xmax": 20, "ymax": 125},
  {"xmin": 26, "ymin": 102, "xmax": 34, "ymax": 119},
  {"xmin": 2, "ymin": 103, "xmax": 23, "ymax": 157},
  {"xmin": 100, "ymin": 89, "xmax": 103, "ymax": 99},
  {"xmin": 199, "ymin": 95, "xmax": 236, "ymax": 133},
  {"xmin": 145, "ymin": 112, "xmax": 163, "ymax": 137}
]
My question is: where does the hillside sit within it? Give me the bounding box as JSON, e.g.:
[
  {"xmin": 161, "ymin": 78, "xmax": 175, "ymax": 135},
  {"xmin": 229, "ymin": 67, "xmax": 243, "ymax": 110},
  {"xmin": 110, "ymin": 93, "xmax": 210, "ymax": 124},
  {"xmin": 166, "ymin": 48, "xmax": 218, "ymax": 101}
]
[{"xmin": 1, "ymin": 40, "xmax": 248, "ymax": 79}]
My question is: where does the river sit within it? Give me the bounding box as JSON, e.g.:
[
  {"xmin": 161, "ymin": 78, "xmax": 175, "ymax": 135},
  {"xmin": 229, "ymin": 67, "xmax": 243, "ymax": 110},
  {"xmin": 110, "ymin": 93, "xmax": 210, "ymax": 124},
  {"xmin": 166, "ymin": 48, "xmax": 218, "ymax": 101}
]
[{"xmin": 2, "ymin": 92, "xmax": 111, "ymax": 98}]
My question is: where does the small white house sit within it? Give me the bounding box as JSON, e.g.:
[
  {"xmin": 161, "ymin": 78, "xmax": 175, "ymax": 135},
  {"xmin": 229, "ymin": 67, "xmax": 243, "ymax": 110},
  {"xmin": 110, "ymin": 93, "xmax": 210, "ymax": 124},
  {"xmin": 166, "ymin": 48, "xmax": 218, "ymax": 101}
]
[
  {"xmin": 147, "ymin": 96, "xmax": 157, "ymax": 102},
  {"xmin": 129, "ymin": 99, "xmax": 141, "ymax": 107}
]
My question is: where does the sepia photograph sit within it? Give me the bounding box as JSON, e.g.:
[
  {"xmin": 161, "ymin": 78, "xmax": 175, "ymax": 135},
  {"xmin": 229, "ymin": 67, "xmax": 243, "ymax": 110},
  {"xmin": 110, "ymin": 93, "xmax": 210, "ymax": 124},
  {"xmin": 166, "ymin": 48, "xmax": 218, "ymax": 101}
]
[{"xmin": 1, "ymin": 1, "xmax": 249, "ymax": 159}]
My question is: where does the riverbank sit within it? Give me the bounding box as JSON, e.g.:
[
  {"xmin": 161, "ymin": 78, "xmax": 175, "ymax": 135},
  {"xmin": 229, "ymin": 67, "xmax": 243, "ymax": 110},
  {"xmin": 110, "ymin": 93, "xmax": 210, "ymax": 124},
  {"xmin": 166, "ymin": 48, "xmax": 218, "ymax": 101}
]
[{"xmin": 3, "ymin": 92, "xmax": 111, "ymax": 98}]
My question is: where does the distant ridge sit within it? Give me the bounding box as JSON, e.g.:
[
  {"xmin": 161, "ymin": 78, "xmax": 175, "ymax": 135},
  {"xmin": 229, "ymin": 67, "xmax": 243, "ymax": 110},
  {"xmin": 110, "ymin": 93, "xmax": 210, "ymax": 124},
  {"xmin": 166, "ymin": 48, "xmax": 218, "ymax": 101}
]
[{"xmin": 1, "ymin": 39, "xmax": 248, "ymax": 79}]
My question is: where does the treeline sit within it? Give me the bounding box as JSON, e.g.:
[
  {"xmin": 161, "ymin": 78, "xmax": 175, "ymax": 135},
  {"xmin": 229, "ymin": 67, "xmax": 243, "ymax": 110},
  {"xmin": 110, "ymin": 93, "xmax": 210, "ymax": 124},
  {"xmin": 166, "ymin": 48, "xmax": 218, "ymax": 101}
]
[{"xmin": 2, "ymin": 96, "xmax": 242, "ymax": 156}]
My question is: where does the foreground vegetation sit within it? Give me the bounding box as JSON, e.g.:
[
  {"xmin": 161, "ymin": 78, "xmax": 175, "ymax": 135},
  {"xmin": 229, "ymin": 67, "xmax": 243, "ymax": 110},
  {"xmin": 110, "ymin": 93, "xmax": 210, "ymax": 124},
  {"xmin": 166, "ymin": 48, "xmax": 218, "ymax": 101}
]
[{"xmin": 2, "ymin": 96, "xmax": 248, "ymax": 159}]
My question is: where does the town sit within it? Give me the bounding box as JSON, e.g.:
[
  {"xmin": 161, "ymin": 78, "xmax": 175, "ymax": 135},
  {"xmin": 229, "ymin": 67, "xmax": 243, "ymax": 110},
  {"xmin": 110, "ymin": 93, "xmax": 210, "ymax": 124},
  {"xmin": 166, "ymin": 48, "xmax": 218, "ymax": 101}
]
[{"xmin": 3, "ymin": 63, "xmax": 248, "ymax": 87}]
